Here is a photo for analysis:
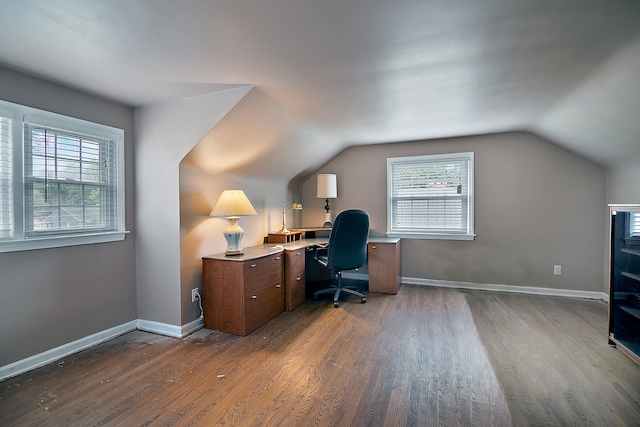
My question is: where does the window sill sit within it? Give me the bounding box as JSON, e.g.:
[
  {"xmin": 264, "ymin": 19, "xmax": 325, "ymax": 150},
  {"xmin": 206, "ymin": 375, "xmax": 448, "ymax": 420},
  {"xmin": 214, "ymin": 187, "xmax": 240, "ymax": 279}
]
[
  {"xmin": 625, "ymin": 237, "xmax": 640, "ymax": 246},
  {"xmin": 386, "ymin": 232, "xmax": 475, "ymax": 241},
  {"xmin": 0, "ymin": 231, "xmax": 129, "ymax": 253}
]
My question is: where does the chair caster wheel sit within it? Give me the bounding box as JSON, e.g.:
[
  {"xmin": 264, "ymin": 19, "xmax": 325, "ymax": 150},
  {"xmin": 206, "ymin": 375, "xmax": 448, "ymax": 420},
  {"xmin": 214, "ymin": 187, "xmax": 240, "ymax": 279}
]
[
  {"xmin": 361, "ymin": 297, "xmax": 366, "ymax": 303},
  {"xmin": 334, "ymin": 302, "xmax": 339, "ymax": 308}
]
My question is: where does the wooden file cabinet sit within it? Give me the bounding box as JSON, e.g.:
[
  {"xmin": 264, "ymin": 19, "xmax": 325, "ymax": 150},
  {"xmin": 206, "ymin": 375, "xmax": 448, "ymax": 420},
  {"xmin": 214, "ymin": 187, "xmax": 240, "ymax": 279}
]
[
  {"xmin": 368, "ymin": 238, "xmax": 401, "ymax": 294},
  {"xmin": 202, "ymin": 249, "xmax": 284, "ymax": 336},
  {"xmin": 284, "ymin": 248, "xmax": 306, "ymax": 311}
]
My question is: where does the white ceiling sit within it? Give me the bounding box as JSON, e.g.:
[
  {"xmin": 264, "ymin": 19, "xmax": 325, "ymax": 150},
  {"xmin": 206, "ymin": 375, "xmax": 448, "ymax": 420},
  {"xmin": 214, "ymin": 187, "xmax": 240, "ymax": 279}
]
[{"xmin": 1, "ymin": 0, "xmax": 639, "ymax": 171}]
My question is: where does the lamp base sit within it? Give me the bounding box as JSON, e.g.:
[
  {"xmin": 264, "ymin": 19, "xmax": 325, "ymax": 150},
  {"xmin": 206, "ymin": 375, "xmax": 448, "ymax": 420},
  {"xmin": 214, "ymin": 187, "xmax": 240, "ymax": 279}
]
[
  {"xmin": 277, "ymin": 206, "xmax": 292, "ymax": 234},
  {"xmin": 223, "ymin": 217, "xmax": 245, "ymax": 256},
  {"xmin": 323, "ymin": 211, "xmax": 332, "ymax": 228}
]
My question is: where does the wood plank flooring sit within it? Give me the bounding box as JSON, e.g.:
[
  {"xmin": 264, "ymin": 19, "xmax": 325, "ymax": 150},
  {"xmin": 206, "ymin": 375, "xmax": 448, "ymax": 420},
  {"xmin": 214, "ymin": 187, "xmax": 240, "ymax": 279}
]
[
  {"xmin": 465, "ymin": 291, "xmax": 640, "ymax": 426},
  {"xmin": 1, "ymin": 285, "xmax": 639, "ymax": 426}
]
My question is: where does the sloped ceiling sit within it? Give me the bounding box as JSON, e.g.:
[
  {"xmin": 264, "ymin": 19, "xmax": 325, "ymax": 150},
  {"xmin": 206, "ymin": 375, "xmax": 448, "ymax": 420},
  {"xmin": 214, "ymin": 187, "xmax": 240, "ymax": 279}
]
[{"xmin": 0, "ymin": 0, "xmax": 639, "ymax": 177}]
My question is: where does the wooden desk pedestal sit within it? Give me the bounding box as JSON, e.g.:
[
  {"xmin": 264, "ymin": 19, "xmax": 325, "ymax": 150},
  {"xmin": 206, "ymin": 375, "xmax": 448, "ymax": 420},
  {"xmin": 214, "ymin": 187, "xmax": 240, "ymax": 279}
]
[
  {"xmin": 202, "ymin": 249, "xmax": 284, "ymax": 336},
  {"xmin": 368, "ymin": 239, "xmax": 401, "ymax": 294}
]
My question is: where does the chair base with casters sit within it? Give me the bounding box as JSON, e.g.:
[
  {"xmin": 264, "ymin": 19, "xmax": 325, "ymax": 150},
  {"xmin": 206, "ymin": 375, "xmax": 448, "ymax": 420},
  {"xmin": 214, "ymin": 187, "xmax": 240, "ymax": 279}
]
[{"xmin": 313, "ymin": 270, "xmax": 366, "ymax": 308}]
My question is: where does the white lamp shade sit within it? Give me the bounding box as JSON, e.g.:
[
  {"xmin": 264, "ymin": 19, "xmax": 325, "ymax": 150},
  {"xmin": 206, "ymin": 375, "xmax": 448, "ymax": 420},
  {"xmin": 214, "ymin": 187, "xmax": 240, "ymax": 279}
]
[
  {"xmin": 317, "ymin": 174, "xmax": 337, "ymax": 199},
  {"xmin": 210, "ymin": 190, "xmax": 257, "ymax": 217}
]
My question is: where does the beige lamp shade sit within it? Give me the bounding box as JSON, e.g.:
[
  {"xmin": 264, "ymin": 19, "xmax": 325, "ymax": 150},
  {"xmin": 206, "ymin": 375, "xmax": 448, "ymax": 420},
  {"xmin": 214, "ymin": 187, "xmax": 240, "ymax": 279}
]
[
  {"xmin": 210, "ymin": 190, "xmax": 257, "ymax": 217},
  {"xmin": 317, "ymin": 174, "xmax": 337, "ymax": 199},
  {"xmin": 317, "ymin": 174, "xmax": 337, "ymax": 227},
  {"xmin": 210, "ymin": 190, "xmax": 257, "ymax": 256}
]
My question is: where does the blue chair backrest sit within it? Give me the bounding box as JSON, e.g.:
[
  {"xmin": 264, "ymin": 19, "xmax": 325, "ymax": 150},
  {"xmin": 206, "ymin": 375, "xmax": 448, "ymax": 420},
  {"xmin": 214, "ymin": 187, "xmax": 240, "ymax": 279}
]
[{"xmin": 326, "ymin": 209, "xmax": 370, "ymax": 271}]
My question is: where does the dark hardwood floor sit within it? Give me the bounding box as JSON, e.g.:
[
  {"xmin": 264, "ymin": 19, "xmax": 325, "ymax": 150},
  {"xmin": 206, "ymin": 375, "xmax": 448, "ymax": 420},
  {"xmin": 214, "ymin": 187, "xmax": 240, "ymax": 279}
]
[{"xmin": 1, "ymin": 285, "xmax": 639, "ymax": 426}]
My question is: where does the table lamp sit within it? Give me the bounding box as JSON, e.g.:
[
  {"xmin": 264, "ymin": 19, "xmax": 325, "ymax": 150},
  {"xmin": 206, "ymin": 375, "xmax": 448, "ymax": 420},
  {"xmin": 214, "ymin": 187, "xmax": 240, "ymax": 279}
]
[
  {"xmin": 210, "ymin": 190, "xmax": 257, "ymax": 255},
  {"xmin": 317, "ymin": 173, "xmax": 337, "ymax": 227},
  {"xmin": 277, "ymin": 201, "xmax": 303, "ymax": 234}
]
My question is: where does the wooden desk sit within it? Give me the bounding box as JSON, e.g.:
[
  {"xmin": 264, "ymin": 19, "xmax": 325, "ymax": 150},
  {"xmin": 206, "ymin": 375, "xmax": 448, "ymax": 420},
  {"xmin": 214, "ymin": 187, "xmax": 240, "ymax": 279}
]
[
  {"xmin": 202, "ymin": 237, "xmax": 401, "ymax": 335},
  {"xmin": 279, "ymin": 237, "xmax": 401, "ymax": 310}
]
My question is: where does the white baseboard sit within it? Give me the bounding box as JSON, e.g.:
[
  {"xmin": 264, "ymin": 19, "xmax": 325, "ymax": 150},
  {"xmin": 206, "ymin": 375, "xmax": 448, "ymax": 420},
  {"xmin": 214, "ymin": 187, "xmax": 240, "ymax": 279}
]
[
  {"xmin": 0, "ymin": 320, "xmax": 137, "ymax": 382},
  {"xmin": 0, "ymin": 317, "xmax": 205, "ymax": 382},
  {"xmin": 181, "ymin": 316, "xmax": 205, "ymax": 337},
  {"xmin": 406, "ymin": 277, "xmax": 609, "ymax": 302},
  {"xmin": 137, "ymin": 317, "xmax": 204, "ymax": 338}
]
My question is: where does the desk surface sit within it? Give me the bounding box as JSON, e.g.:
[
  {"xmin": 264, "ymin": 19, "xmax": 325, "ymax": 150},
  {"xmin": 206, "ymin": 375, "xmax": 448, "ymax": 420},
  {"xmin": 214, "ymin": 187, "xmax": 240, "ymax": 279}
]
[{"xmin": 203, "ymin": 236, "xmax": 400, "ymax": 261}]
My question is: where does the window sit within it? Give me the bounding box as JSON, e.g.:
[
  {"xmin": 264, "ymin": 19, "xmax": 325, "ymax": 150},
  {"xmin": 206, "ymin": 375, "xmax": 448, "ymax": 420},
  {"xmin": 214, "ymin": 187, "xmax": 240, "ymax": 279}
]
[
  {"xmin": 0, "ymin": 99, "xmax": 126, "ymax": 253},
  {"xmin": 631, "ymin": 212, "xmax": 640, "ymax": 238},
  {"xmin": 387, "ymin": 152, "xmax": 474, "ymax": 240}
]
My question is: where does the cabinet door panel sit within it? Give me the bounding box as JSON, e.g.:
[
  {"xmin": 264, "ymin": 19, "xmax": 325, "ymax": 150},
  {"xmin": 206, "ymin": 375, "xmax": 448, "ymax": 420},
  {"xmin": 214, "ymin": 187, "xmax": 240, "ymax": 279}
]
[
  {"xmin": 368, "ymin": 241, "xmax": 400, "ymax": 294},
  {"xmin": 244, "ymin": 284, "xmax": 285, "ymax": 335}
]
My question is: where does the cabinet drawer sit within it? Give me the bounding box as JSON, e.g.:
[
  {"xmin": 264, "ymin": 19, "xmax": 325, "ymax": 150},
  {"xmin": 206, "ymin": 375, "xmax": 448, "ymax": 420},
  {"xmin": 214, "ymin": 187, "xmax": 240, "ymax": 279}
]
[
  {"xmin": 285, "ymin": 249, "xmax": 306, "ymax": 311},
  {"xmin": 244, "ymin": 283, "xmax": 284, "ymax": 335},
  {"xmin": 244, "ymin": 253, "xmax": 283, "ymax": 294},
  {"xmin": 285, "ymin": 250, "xmax": 305, "ymax": 280},
  {"xmin": 285, "ymin": 275, "xmax": 305, "ymax": 311}
]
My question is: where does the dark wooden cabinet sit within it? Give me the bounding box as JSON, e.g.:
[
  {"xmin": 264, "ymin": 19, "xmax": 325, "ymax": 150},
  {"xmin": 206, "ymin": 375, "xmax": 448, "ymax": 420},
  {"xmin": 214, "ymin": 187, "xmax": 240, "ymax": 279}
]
[
  {"xmin": 202, "ymin": 249, "xmax": 284, "ymax": 336},
  {"xmin": 609, "ymin": 204, "xmax": 640, "ymax": 364}
]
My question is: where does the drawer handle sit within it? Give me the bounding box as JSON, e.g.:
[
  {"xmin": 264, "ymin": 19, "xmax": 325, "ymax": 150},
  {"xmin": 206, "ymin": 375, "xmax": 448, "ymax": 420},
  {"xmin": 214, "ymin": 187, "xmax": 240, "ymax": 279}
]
[
  {"xmin": 296, "ymin": 277, "xmax": 302, "ymax": 281},
  {"xmin": 251, "ymin": 295, "xmax": 257, "ymax": 299},
  {"xmin": 276, "ymin": 284, "xmax": 281, "ymax": 288},
  {"xmin": 250, "ymin": 264, "xmax": 257, "ymax": 268},
  {"xmin": 275, "ymin": 257, "xmax": 281, "ymax": 260},
  {"xmin": 296, "ymin": 252, "xmax": 301, "ymax": 256},
  {"xmin": 371, "ymin": 246, "xmax": 377, "ymax": 249}
]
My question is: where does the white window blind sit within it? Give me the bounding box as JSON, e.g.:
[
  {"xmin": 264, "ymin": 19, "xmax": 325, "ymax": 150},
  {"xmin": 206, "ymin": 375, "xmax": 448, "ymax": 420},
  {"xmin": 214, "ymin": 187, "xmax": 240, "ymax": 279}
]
[
  {"xmin": 631, "ymin": 212, "xmax": 640, "ymax": 237},
  {"xmin": 23, "ymin": 123, "xmax": 119, "ymax": 236},
  {"xmin": 0, "ymin": 110, "xmax": 12, "ymax": 239},
  {"xmin": 387, "ymin": 152, "xmax": 474, "ymax": 240}
]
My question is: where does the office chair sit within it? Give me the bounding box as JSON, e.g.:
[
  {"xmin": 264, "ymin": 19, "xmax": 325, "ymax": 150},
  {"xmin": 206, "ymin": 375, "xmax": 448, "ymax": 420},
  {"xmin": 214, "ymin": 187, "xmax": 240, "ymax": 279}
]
[{"xmin": 313, "ymin": 209, "xmax": 370, "ymax": 308}]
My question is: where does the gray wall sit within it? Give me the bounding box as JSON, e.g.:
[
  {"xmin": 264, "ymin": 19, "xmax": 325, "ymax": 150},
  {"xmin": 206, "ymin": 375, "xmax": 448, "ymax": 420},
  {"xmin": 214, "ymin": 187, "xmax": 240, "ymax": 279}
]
[
  {"xmin": 179, "ymin": 165, "xmax": 289, "ymax": 324},
  {"xmin": 134, "ymin": 87, "xmax": 252, "ymax": 327},
  {"xmin": 0, "ymin": 67, "xmax": 136, "ymax": 366},
  {"xmin": 301, "ymin": 132, "xmax": 607, "ymax": 292},
  {"xmin": 607, "ymin": 161, "xmax": 640, "ymax": 204}
]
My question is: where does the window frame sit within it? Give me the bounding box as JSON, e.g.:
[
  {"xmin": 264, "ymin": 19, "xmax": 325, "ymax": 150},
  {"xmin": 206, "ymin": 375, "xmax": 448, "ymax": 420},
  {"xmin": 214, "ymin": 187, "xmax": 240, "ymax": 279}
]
[
  {"xmin": 0, "ymin": 99, "xmax": 126, "ymax": 253},
  {"xmin": 386, "ymin": 152, "xmax": 475, "ymax": 240}
]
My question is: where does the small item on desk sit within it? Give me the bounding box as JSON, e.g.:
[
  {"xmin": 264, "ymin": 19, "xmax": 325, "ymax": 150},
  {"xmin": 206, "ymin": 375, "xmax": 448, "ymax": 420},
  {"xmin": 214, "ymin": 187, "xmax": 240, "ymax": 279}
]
[{"xmin": 273, "ymin": 245, "xmax": 285, "ymax": 250}]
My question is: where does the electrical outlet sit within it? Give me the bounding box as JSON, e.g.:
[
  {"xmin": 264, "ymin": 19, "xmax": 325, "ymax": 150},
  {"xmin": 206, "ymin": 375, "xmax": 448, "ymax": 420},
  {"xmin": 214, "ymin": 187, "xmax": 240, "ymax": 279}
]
[
  {"xmin": 191, "ymin": 288, "xmax": 199, "ymax": 302},
  {"xmin": 554, "ymin": 265, "xmax": 562, "ymax": 276}
]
